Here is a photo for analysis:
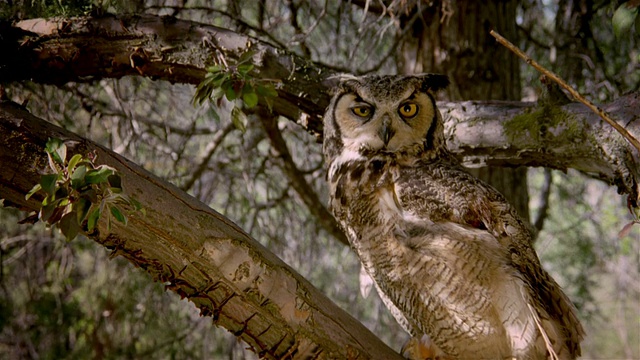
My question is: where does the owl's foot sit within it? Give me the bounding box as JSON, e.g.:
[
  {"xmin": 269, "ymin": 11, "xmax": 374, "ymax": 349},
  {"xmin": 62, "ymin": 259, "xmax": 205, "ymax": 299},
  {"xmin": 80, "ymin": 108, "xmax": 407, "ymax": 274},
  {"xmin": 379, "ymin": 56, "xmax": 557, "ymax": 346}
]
[{"xmin": 401, "ymin": 334, "xmax": 452, "ymax": 360}]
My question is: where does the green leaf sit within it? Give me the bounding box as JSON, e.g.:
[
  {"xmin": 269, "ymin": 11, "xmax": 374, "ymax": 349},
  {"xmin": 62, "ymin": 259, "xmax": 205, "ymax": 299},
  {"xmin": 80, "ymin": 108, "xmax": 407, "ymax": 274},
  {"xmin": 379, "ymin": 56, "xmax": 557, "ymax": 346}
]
[
  {"xmin": 55, "ymin": 144, "xmax": 67, "ymax": 165},
  {"xmin": 67, "ymin": 153, "xmax": 83, "ymax": 173},
  {"xmin": 256, "ymin": 84, "xmax": 278, "ymax": 98},
  {"xmin": 40, "ymin": 174, "xmax": 59, "ymax": 196},
  {"xmin": 243, "ymin": 90, "xmax": 259, "ymax": 108},
  {"xmin": 231, "ymin": 107, "xmax": 247, "ymax": 133},
  {"xmin": 40, "ymin": 202, "xmax": 57, "ymax": 222},
  {"xmin": 209, "ymin": 72, "xmax": 228, "ymax": 88},
  {"xmin": 75, "ymin": 197, "xmax": 92, "ymax": 224},
  {"xmin": 110, "ymin": 206, "xmax": 126, "ymax": 224},
  {"xmin": 41, "ymin": 200, "xmax": 64, "ymax": 224},
  {"xmin": 42, "ymin": 194, "xmax": 53, "ymax": 206},
  {"xmin": 193, "ymin": 84, "xmax": 210, "ymax": 106},
  {"xmin": 107, "ymin": 174, "xmax": 122, "ymax": 190},
  {"xmin": 212, "ymin": 88, "xmax": 224, "ymax": 102},
  {"xmin": 129, "ymin": 197, "xmax": 144, "ymax": 212},
  {"xmin": 80, "ymin": 188, "xmax": 98, "ymax": 203},
  {"xmin": 45, "ymin": 138, "xmax": 63, "ymax": 155},
  {"xmin": 237, "ymin": 63, "xmax": 254, "ymax": 76},
  {"xmin": 194, "ymin": 72, "xmax": 229, "ymax": 106},
  {"xmin": 54, "ymin": 186, "xmax": 69, "ymax": 200},
  {"xmin": 237, "ymin": 49, "xmax": 256, "ymax": 65},
  {"xmin": 26, "ymin": 183, "xmax": 42, "ymax": 200},
  {"xmin": 224, "ymin": 85, "xmax": 237, "ymax": 101},
  {"xmin": 613, "ymin": 4, "xmax": 638, "ymax": 38},
  {"xmin": 85, "ymin": 166, "xmax": 115, "ymax": 185},
  {"xmin": 206, "ymin": 65, "xmax": 222, "ymax": 73},
  {"xmin": 71, "ymin": 164, "xmax": 87, "ymax": 189},
  {"xmin": 87, "ymin": 207, "xmax": 101, "ymax": 231},
  {"xmin": 49, "ymin": 206, "xmax": 65, "ymax": 224},
  {"xmin": 59, "ymin": 212, "xmax": 80, "ymax": 241}
]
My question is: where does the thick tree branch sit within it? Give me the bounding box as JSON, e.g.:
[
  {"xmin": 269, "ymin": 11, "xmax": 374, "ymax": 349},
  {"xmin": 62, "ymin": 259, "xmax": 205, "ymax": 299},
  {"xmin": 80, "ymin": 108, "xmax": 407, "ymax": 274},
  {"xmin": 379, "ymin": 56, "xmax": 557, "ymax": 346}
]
[
  {"xmin": 2, "ymin": 14, "xmax": 639, "ymax": 200},
  {"xmin": 0, "ymin": 102, "xmax": 403, "ymax": 360},
  {"xmin": 440, "ymin": 97, "xmax": 640, "ymax": 204},
  {"xmin": 3, "ymin": 14, "xmax": 334, "ymax": 136}
]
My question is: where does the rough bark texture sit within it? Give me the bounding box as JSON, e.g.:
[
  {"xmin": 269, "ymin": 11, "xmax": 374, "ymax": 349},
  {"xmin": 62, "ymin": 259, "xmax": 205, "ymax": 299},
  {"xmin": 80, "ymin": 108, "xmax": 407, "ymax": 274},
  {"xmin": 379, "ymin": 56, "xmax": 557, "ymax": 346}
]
[
  {"xmin": 439, "ymin": 97, "xmax": 640, "ymax": 204},
  {"xmin": 2, "ymin": 14, "xmax": 333, "ymax": 137},
  {"xmin": 0, "ymin": 102, "xmax": 403, "ymax": 360}
]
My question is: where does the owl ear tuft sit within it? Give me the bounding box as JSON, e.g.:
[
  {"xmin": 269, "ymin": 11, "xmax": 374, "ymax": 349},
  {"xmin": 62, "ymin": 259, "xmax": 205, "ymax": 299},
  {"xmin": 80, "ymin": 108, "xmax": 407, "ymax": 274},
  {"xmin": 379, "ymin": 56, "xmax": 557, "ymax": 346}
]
[
  {"xmin": 323, "ymin": 73, "xmax": 360, "ymax": 95},
  {"xmin": 417, "ymin": 74, "xmax": 449, "ymax": 92}
]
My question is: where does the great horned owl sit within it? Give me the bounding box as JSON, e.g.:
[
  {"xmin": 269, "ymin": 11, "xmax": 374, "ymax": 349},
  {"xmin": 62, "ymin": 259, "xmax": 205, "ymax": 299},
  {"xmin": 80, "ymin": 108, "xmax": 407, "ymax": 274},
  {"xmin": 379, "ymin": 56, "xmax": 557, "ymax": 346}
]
[{"xmin": 322, "ymin": 74, "xmax": 584, "ymax": 359}]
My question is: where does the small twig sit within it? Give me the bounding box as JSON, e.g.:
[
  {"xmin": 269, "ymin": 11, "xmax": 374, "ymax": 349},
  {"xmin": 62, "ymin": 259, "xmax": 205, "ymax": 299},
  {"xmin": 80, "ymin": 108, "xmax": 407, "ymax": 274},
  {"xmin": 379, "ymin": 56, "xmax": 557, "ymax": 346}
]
[{"xmin": 490, "ymin": 30, "xmax": 640, "ymax": 153}]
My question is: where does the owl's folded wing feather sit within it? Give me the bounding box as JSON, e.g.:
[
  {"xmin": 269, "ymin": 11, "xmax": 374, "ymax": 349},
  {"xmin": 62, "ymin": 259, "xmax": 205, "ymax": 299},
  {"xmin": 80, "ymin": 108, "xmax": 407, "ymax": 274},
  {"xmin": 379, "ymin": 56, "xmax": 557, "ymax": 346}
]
[
  {"xmin": 371, "ymin": 221, "xmax": 544, "ymax": 359},
  {"xmin": 394, "ymin": 166, "xmax": 585, "ymax": 359}
]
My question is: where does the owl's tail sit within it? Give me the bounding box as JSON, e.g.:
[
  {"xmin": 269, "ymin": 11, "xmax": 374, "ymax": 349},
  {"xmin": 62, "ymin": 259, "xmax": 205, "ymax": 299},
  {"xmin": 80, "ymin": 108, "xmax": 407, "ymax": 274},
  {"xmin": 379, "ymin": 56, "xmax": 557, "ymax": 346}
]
[{"xmin": 527, "ymin": 303, "xmax": 560, "ymax": 360}]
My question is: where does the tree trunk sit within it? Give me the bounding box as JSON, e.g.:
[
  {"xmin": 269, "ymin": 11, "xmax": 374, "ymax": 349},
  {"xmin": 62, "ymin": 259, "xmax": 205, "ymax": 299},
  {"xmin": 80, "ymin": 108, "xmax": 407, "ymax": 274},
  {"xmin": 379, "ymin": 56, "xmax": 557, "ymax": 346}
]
[{"xmin": 398, "ymin": 0, "xmax": 531, "ymax": 222}]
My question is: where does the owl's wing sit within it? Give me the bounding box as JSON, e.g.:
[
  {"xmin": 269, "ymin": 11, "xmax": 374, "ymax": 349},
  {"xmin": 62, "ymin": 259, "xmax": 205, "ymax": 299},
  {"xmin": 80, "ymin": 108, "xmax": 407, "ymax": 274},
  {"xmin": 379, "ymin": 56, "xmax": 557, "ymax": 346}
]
[
  {"xmin": 394, "ymin": 164, "xmax": 585, "ymax": 358},
  {"xmin": 380, "ymin": 221, "xmax": 541, "ymax": 359}
]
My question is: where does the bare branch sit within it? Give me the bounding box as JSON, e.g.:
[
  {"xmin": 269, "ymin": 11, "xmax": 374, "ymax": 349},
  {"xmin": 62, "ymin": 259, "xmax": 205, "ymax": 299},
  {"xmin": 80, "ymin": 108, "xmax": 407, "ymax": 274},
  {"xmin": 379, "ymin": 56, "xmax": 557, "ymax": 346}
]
[
  {"xmin": 258, "ymin": 114, "xmax": 348, "ymax": 246},
  {"xmin": 181, "ymin": 123, "xmax": 236, "ymax": 192},
  {"xmin": 490, "ymin": 30, "xmax": 640, "ymax": 153},
  {"xmin": 440, "ymin": 97, "xmax": 640, "ymax": 203}
]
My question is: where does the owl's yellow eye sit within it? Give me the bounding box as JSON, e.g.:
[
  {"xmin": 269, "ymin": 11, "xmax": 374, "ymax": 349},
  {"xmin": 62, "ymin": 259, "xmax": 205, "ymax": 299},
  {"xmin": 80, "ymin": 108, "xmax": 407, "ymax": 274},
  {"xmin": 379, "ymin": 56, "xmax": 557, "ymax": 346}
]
[
  {"xmin": 398, "ymin": 103, "xmax": 418, "ymax": 118},
  {"xmin": 351, "ymin": 106, "xmax": 373, "ymax": 118}
]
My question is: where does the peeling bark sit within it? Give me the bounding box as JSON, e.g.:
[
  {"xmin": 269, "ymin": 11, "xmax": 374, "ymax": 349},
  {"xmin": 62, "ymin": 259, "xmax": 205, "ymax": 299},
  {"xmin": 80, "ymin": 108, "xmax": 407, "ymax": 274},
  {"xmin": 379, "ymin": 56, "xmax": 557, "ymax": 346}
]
[
  {"xmin": 440, "ymin": 98, "xmax": 640, "ymax": 204},
  {"xmin": 0, "ymin": 102, "xmax": 403, "ymax": 360}
]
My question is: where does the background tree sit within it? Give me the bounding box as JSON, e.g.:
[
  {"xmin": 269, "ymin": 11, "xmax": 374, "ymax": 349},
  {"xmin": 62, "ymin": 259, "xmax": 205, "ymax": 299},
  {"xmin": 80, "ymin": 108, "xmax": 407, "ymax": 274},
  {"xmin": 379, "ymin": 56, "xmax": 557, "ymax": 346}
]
[{"xmin": 1, "ymin": 1, "xmax": 639, "ymax": 359}]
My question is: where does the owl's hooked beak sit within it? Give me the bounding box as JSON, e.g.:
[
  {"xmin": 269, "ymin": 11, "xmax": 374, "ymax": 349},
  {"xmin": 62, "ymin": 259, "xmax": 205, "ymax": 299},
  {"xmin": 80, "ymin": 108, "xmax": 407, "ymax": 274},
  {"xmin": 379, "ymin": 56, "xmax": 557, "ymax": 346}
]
[{"xmin": 378, "ymin": 116, "xmax": 395, "ymax": 146}]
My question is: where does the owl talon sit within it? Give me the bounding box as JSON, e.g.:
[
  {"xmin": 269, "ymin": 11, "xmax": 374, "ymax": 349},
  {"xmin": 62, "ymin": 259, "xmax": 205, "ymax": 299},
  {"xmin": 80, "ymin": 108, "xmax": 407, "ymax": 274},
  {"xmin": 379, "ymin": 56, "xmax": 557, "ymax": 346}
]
[{"xmin": 401, "ymin": 334, "xmax": 450, "ymax": 360}]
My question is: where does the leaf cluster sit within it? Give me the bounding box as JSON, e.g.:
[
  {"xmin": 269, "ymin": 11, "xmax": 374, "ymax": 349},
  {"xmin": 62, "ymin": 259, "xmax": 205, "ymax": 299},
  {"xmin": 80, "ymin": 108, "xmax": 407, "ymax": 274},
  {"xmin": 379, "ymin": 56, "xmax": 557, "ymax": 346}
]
[
  {"xmin": 25, "ymin": 138, "xmax": 143, "ymax": 240},
  {"xmin": 193, "ymin": 51, "xmax": 279, "ymax": 133},
  {"xmin": 612, "ymin": 2, "xmax": 639, "ymax": 38}
]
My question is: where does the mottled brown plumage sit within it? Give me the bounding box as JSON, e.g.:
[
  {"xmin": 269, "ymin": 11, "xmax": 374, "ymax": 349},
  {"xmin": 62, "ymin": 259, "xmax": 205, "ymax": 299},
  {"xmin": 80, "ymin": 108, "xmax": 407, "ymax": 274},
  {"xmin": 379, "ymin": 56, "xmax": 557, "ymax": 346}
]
[{"xmin": 322, "ymin": 74, "xmax": 584, "ymax": 359}]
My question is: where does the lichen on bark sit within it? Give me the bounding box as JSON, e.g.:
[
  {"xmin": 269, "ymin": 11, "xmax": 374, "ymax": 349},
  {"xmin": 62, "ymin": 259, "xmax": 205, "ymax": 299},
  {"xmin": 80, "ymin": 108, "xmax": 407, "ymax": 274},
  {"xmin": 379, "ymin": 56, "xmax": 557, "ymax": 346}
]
[{"xmin": 503, "ymin": 105, "xmax": 587, "ymax": 147}]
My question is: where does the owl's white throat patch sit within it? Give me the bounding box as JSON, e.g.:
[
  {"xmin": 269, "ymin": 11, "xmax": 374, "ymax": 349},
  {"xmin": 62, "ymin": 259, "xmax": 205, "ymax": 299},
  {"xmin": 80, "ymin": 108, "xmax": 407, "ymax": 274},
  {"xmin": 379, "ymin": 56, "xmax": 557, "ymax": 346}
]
[{"xmin": 328, "ymin": 147, "xmax": 365, "ymax": 182}]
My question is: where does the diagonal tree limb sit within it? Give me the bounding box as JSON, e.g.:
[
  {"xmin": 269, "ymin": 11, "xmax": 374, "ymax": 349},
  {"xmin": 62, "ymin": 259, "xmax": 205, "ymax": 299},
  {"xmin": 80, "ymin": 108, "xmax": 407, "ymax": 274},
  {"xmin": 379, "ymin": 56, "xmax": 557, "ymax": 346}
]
[{"xmin": 0, "ymin": 101, "xmax": 403, "ymax": 360}]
